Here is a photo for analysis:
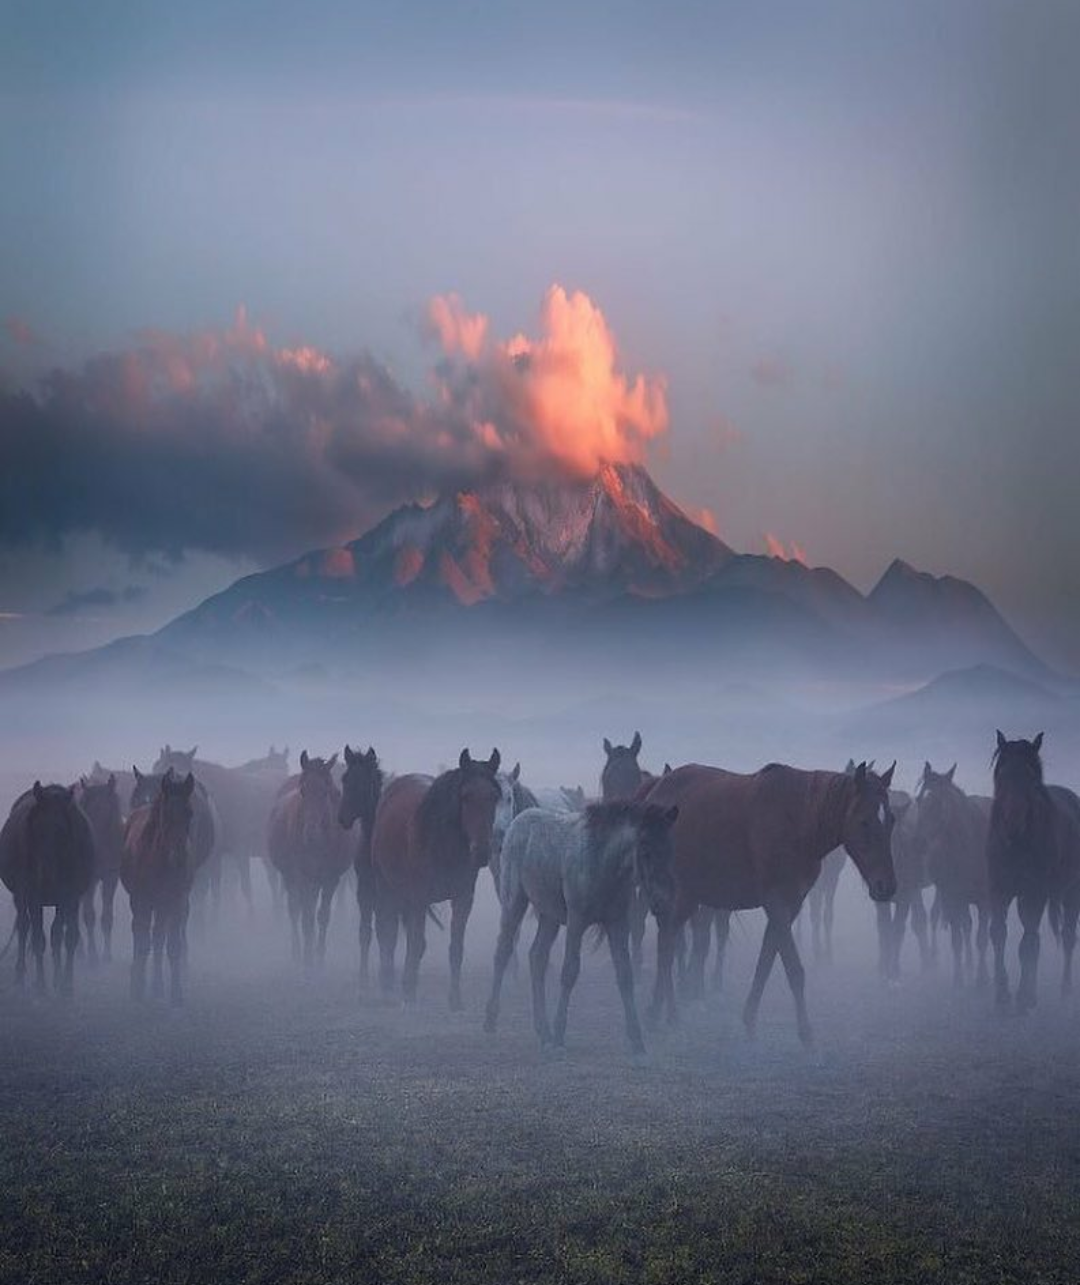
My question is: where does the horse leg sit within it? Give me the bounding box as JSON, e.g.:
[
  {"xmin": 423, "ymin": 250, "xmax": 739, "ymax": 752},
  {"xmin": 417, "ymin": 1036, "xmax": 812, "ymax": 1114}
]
[
  {"xmin": 285, "ymin": 881, "xmax": 301, "ymax": 964},
  {"xmin": 774, "ymin": 909, "xmax": 814, "ymax": 1048},
  {"xmin": 1061, "ymin": 900, "xmax": 1079, "ymax": 998},
  {"xmin": 893, "ymin": 893, "xmax": 912, "ymax": 982},
  {"xmin": 101, "ymin": 875, "xmax": 118, "ymax": 963},
  {"xmin": 949, "ymin": 900, "xmax": 966, "ymax": 989},
  {"xmin": 14, "ymin": 900, "xmax": 29, "ymax": 986},
  {"xmin": 990, "ymin": 892, "xmax": 1011, "ymax": 1010},
  {"xmin": 62, "ymin": 903, "xmax": 79, "ymax": 997},
  {"xmin": 356, "ymin": 868, "xmax": 375, "ymax": 988},
  {"xmin": 975, "ymin": 903, "xmax": 990, "ymax": 989},
  {"xmin": 401, "ymin": 905, "xmax": 426, "ymax": 1005},
  {"xmin": 529, "ymin": 914, "xmax": 560, "ymax": 1046},
  {"xmin": 910, "ymin": 888, "xmax": 930, "ymax": 971},
  {"xmin": 82, "ymin": 885, "xmax": 98, "ymax": 967},
  {"xmin": 316, "ymin": 881, "xmax": 334, "ymax": 966},
  {"xmin": 823, "ymin": 884, "xmax": 837, "ymax": 964},
  {"xmin": 238, "ymin": 855, "xmax": 253, "ymax": 920},
  {"xmin": 50, "ymin": 909, "xmax": 64, "ymax": 991},
  {"xmin": 743, "ymin": 917, "xmax": 781, "ymax": 1038},
  {"xmin": 553, "ymin": 912, "xmax": 586, "ymax": 1049},
  {"xmin": 608, "ymin": 918, "xmax": 645, "ymax": 1055},
  {"xmin": 374, "ymin": 880, "xmax": 400, "ymax": 997},
  {"xmin": 300, "ymin": 884, "xmax": 317, "ymax": 968},
  {"xmin": 685, "ymin": 905, "xmax": 711, "ymax": 1001},
  {"xmin": 648, "ymin": 910, "xmax": 686, "ymax": 1029},
  {"xmin": 30, "ymin": 903, "xmax": 46, "ymax": 993},
  {"xmin": 130, "ymin": 897, "xmax": 151, "ymax": 1002},
  {"xmin": 961, "ymin": 904, "xmax": 974, "ymax": 981},
  {"xmin": 152, "ymin": 907, "xmax": 168, "ymax": 1000},
  {"xmin": 712, "ymin": 909, "xmax": 731, "ymax": 992},
  {"xmin": 809, "ymin": 888, "xmax": 823, "ymax": 962},
  {"xmin": 875, "ymin": 902, "xmax": 892, "ymax": 982},
  {"xmin": 1016, "ymin": 891, "xmax": 1047, "ymax": 1014},
  {"xmin": 167, "ymin": 902, "xmax": 187, "ymax": 1006},
  {"xmin": 485, "ymin": 888, "xmax": 529, "ymax": 1035},
  {"xmin": 448, "ymin": 891, "xmax": 474, "ymax": 1012},
  {"xmin": 629, "ymin": 888, "xmax": 647, "ymax": 975}
]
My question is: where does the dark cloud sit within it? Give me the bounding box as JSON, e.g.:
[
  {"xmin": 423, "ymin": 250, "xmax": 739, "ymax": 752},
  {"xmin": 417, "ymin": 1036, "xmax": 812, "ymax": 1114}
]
[
  {"xmin": 47, "ymin": 584, "xmax": 148, "ymax": 616},
  {"xmin": 0, "ymin": 295, "xmax": 666, "ymax": 566}
]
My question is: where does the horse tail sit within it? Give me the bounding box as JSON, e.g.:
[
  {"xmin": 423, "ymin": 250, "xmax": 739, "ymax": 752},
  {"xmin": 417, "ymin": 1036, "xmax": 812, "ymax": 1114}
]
[
  {"xmin": 0, "ymin": 919, "xmax": 17, "ymax": 963},
  {"xmin": 426, "ymin": 906, "xmax": 445, "ymax": 932},
  {"xmin": 1048, "ymin": 898, "xmax": 1062, "ymax": 943}
]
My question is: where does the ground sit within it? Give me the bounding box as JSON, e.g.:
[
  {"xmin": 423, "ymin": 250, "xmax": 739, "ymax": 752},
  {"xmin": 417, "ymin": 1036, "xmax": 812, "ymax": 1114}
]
[{"xmin": 0, "ymin": 887, "xmax": 1079, "ymax": 1285}]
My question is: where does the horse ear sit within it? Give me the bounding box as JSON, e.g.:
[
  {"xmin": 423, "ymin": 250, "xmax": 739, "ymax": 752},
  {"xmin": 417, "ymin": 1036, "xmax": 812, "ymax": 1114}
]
[
  {"xmin": 880, "ymin": 761, "xmax": 896, "ymax": 789},
  {"xmin": 996, "ymin": 730, "xmax": 1006, "ymax": 750},
  {"xmin": 32, "ymin": 781, "xmax": 43, "ymax": 804},
  {"xmin": 663, "ymin": 763, "xmax": 672, "ymax": 775},
  {"xmin": 79, "ymin": 775, "xmax": 87, "ymax": 788},
  {"xmin": 663, "ymin": 804, "xmax": 679, "ymax": 827},
  {"xmin": 133, "ymin": 766, "xmax": 143, "ymax": 781},
  {"xmin": 189, "ymin": 746, "xmax": 198, "ymax": 759},
  {"xmin": 327, "ymin": 753, "xmax": 339, "ymax": 770},
  {"xmin": 366, "ymin": 747, "xmax": 377, "ymax": 762},
  {"xmin": 603, "ymin": 738, "xmax": 613, "ymax": 756},
  {"xmin": 344, "ymin": 744, "xmax": 355, "ymax": 765},
  {"xmin": 946, "ymin": 764, "xmax": 957, "ymax": 782},
  {"xmin": 510, "ymin": 762, "xmax": 520, "ymax": 782},
  {"xmin": 300, "ymin": 750, "xmax": 310, "ymax": 770},
  {"xmin": 459, "ymin": 749, "xmax": 471, "ymax": 770},
  {"xmin": 630, "ymin": 732, "xmax": 642, "ymax": 757},
  {"xmin": 853, "ymin": 762, "xmax": 867, "ymax": 786},
  {"xmin": 923, "ymin": 760, "xmax": 932, "ymax": 779},
  {"xmin": 488, "ymin": 749, "xmax": 501, "ymax": 775},
  {"xmin": 1033, "ymin": 732, "xmax": 1044, "ymax": 752}
]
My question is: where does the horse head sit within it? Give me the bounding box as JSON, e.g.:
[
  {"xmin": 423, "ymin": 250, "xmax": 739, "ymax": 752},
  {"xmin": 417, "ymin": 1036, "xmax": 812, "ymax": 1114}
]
[
  {"xmin": 457, "ymin": 748, "xmax": 502, "ymax": 868},
  {"xmin": 339, "ymin": 744, "xmax": 382, "ymax": 830},
  {"xmin": 840, "ymin": 761, "xmax": 897, "ymax": 902},
  {"xmin": 992, "ymin": 731, "xmax": 1046, "ymax": 846},
  {"xmin": 601, "ymin": 731, "xmax": 644, "ymax": 801}
]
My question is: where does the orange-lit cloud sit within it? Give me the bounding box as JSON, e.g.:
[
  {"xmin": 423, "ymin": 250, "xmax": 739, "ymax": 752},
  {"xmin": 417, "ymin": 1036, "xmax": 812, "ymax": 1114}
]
[
  {"xmin": 688, "ymin": 505, "xmax": 720, "ymax": 536},
  {"xmin": 4, "ymin": 317, "xmax": 42, "ymax": 347},
  {"xmin": 765, "ymin": 533, "xmax": 808, "ymax": 565},
  {"xmin": 426, "ymin": 284, "xmax": 669, "ymax": 476}
]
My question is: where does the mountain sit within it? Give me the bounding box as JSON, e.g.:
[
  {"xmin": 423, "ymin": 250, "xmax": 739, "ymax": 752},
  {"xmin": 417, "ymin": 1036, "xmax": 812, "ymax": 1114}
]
[{"xmin": 0, "ymin": 463, "xmax": 1054, "ymax": 700}]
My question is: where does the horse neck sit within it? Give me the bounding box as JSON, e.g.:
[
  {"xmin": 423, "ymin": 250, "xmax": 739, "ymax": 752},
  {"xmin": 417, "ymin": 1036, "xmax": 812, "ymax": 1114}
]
[{"xmin": 803, "ymin": 772, "xmax": 852, "ymax": 862}]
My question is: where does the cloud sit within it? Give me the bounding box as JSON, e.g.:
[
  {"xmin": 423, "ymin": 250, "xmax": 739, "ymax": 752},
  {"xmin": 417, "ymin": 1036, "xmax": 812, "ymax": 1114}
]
[
  {"xmin": 687, "ymin": 505, "xmax": 720, "ymax": 536},
  {"xmin": 764, "ymin": 533, "xmax": 808, "ymax": 565},
  {"xmin": 47, "ymin": 584, "xmax": 148, "ymax": 616},
  {"xmin": 0, "ymin": 290, "xmax": 669, "ymax": 564},
  {"xmin": 426, "ymin": 284, "xmax": 669, "ymax": 477}
]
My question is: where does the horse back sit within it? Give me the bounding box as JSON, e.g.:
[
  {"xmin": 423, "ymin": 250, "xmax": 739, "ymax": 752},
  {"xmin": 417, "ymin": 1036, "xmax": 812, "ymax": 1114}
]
[{"xmin": 0, "ymin": 793, "xmax": 96, "ymax": 905}]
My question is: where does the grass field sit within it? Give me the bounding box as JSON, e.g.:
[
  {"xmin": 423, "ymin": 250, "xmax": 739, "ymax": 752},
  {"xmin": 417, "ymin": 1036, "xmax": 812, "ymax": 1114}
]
[{"xmin": 1, "ymin": 892, "xmax": 1079, "ymax": 1285}]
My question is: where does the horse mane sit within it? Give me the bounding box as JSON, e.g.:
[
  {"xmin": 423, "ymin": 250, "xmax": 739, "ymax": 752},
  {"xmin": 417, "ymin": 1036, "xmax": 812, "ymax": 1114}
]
[
  {"xmin": 584, "ymin": 799, "xmax": 639, "ymax": 836},
  {"xmin": 415, "ymin": 767, "xmax": 468, "ymax": 852},
  {"xmin": 512, "ymin": 780, "xmax": 538, "ymax": 813}
]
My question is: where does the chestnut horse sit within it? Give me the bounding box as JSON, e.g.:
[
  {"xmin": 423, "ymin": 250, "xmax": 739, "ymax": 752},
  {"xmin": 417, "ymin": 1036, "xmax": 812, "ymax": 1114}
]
[
  {"xmin": 371, "ymin": 748, "xmax": 501, "ymax": 1007},
  {"xmin": 338, "ymin": 744, "xmax": 385, "ymax": 985},
  {"xmin": 987, "ymin": 732, "xmax": 1080, "ymax": 1011},
  {"xmin": 643, "ymin": 761, "xmax": 897, "ymax": 1046},
  {"xmin": 121, "ymin": 771, "xmax": 201, "ymax": 1004},
  {"xmin": 0, "ymin": 783, "xmax": 96, "ymax": 995},
  {"xmin": 268, "ymin": 751, "xmax": 350, "ymax": 966},
  {"xmin": 76, "ymin": 774, "xmax": 125, "ymax": 964}
]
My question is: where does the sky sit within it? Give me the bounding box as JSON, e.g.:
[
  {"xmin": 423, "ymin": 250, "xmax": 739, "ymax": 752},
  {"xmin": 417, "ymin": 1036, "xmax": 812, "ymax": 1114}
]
[{"xmin": 1, "ymin": 0, "xmax": 1078, "ymax": 669}]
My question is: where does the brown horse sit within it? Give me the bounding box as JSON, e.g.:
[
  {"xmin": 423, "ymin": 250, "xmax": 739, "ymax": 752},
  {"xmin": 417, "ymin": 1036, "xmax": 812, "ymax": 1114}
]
[
  {"xmin": 987, "ymin": 732, "xmax": 1080, "ymax": 1011},
  {"xmin": 643, "ymin": 761, "xmax": 897, "ymax": 1046},
  {"xmin": 875, "ymin": 791, "xmax": 934, "ymax": 983},
  {"xmin": 0, "ymin": 784, "xmax": 96, "ymax": 995},
  {"xmin": 268, "ymin": 751, "xmax": 350, "ymax": 966},
  {"xmin": 601, "ymin": 732, "xmax": 646, "ymax": 801},
  {"xmin": 913, "ymin": 762, "xmax": 990, "ymax": 988},
  {"xmin": 121, "ymin": 771, "xmax": 201, "ymax": 1004},
  {"xmin": 76, "ymin": 774, "xmax": 125, "ymax": 964},
  {"xmin": 338, "ymin": 744, "xmax": 385, "ymax": 985},
  {"xmin": 371, "ymin": 748, "xmax": 501, "ymax": 1007}
]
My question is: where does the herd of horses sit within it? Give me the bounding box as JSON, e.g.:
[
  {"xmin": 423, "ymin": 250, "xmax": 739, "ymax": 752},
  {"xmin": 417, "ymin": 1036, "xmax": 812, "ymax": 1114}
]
[{"xmin": 1, "ymin": 729, "xmax": 1079, "ymax": 1052}]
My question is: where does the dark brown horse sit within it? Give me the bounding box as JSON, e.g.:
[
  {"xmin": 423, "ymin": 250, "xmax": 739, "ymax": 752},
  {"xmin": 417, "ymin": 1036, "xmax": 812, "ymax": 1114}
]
[
  {"xmin": 371, "ymin": 748, "xmax": 501, "ymax": 1007},
  {"xmin": 338, "ymin": 744, "xmax": 385, "ymax": 985},
  {"xmin": 121, "ymin": 770, "xmax": 201, "ymax": 1004},
  {"xmin": 987, "ymin": 732, "xmax": 1080, "ymax": 1011},
  {"xmin": 913, "ymin": 762, "xmax": 990, "ymax": 987},
  {"xmin": 268, "ymin": 751, "xmax": 350, "ymax": 966},
  {"xmin": 0, "ymin": 784, "xmax": 96, "ymax": 994},
  {"xmin": 643, "ymin": 761, "xmax": 897, "ymax": 1046},
  {"xmin": 76, "ymin": 774, "xmax": 125, "ymax": 964},
  {"xmin": 805, "ymin": 761, "xmax": 867, "ymax": 964},
  {"xmin": 601, "ymin": 732, "xmax": 646, "ymax": 802}
]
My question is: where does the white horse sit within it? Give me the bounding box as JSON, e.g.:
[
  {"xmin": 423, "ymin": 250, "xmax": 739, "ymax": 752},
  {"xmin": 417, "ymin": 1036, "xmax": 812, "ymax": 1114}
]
[{"xmin": 484, "ymin": 801, "xmax": 678, "ymax": 1053}]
